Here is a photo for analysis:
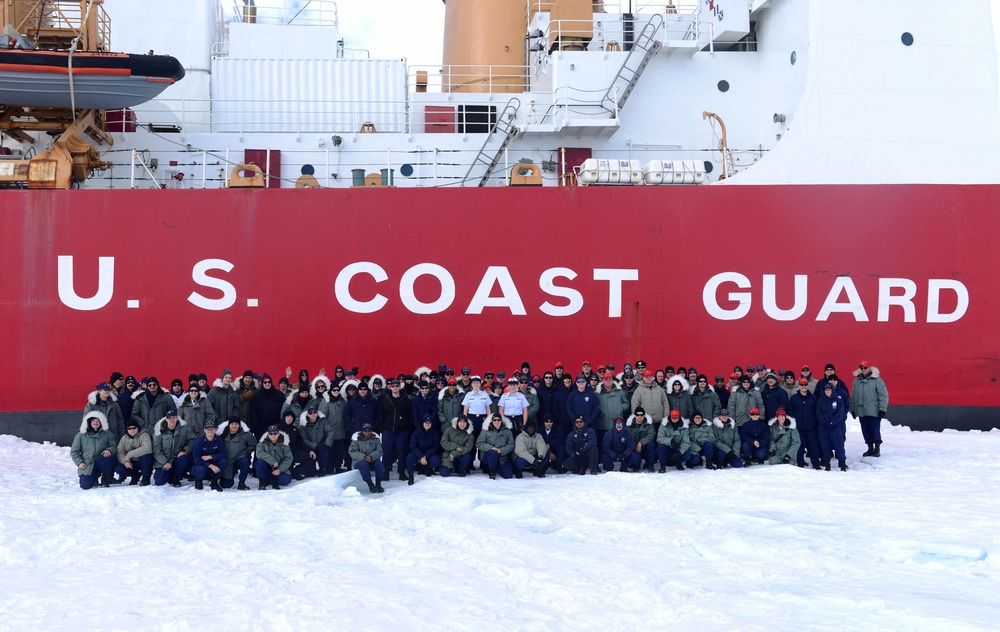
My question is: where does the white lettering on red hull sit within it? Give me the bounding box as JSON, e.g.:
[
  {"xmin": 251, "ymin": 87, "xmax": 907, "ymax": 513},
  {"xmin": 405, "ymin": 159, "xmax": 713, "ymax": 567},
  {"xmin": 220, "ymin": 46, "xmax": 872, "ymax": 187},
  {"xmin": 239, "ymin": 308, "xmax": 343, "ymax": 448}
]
[
  {"xmin": 57, "ymin": 256, "xmax": 114, "ymax": 310},
  {"xmin": 703, "ymin": 273, "xmax": 969, "ymax": 323}
]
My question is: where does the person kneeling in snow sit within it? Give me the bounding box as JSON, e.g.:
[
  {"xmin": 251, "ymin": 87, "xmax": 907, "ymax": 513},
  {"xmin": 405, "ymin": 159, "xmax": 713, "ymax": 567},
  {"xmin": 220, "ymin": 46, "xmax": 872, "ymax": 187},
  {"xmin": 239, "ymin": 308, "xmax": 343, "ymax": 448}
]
[
  {"xmin": 564, "ymin": 415, "xmax": 600, "ymax": 475},
  {"xmin": 192, "ymin": 421, "xmax": 228, "ymax": 492},
  {"xmin": 768, "ymin": 407, "xmax": 801, "ymax": 465},
  {"xmin": 657, "ymin": 410, "xmax": 693, "ymax": 472},
  {"xmin": 602, "ymin": 417, "xmax": 641, "ymax": 472},
  {"xmin": 405, "ymin": 415, "xmax": 442, "ymax": 485},
  {"xmin": 114, "ymin": 419, "xmax": 153, "ymax": 486},
  {"xmin": 220, "ymin": 416, "xmax": 255, "ymax": 490},
  {"xmin": 711, "ymin": 409, "xmax": 744, "ymax": 469},
  {"xmin": 153, "ymin": 410, "xmax": 194, "ymax": 487},
  {"xmin": 350, "ymin": 422, "xmax": 385, "ymax": 493},
  {"xmin": 741, "ymin": 408, "xmax": 770, "ymax": 465},
  {"xmin": 513, "ymin": 419, "xmax": 550, "ymax": 478},
  {"xmin": 255, "ymin": 425, "xmax": 293, "ymax": 490},
  {"xmin": 71, "ymin": 412, "xmax": 117, "ymax": 489},
  {"xmin": 686, "ymin": 411, "xmax": 716, "ymax": 469},
  {"xmin": 626, "ymin": 409, "xmax": 657, "ymax": 472},
  {"xmin": 440, "ymin": 415, "xmax": 475, "ymax": 477},
  {"xmin": 477, "ymin": 414, "xmax": 515, "ymax": 480}
]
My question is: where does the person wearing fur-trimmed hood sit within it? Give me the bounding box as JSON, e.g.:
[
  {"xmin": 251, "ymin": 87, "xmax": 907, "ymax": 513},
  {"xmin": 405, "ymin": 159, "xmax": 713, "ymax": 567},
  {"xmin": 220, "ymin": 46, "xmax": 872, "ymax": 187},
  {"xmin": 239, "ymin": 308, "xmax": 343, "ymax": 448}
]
[
  {"xmin": 71, "ymin": 411, "xmax": 117, "ymax": 489},
  {"xmin": 440, "ymin": 415, "xmax": 475, "ymax": 477},
  {"xmin": 656, "ymin": 410, "xmax": 693, "ymax": 472},
  {"xmin": 767, "ymin": 408, "xmax": 800, "ymax": 465},
  {"xmin": 152, "ymin": 410, "xmax": 195, "ymax": 487},
  {"xmin": 740, "ymin": 408, "xmax": 770, "ymax": 466},
  {"xmin": 220, "ymin": 416, "xmax": 256, "ymax": 489},
  {"xmin": 564, "ymin": 415, "xmax": 599, "ymax": 475},
  {"xmin": 711, "ymin": 410, "xmax": 744, "ymax": 469},
  {"xmin": 114, "ymin": 418, "xmax": 153, "ymax": 486},
  {"xmin": 349, "ymin": 422, "xmax": 385, "ymax": 493},
  {"xmin": 131, "ymin": 377, "xmax": 174, "ymax": 436},
  {"xmin": 513, "ymin": 419, "xmax": 550, "ymax": 478},
  {"xmin": 690, "ymin": 375, "xmax": 722, "ymax": 422},
  {"xmin": 852, "ymin": 361, "xmax": 889, "ymax": 458},
  {"xmin": 85, "ymin": 382, "xmax": 126, "ymax": 444},
  {"xmin": 686, "ymin": 411, "xmax": 717, "ymax": 469},
  {"xmin": 626, "ymin": 409, "xmax": 657, "ymax": 471},
  {"xmin": 405, "ymin": 415, "xmax": 442, "ymax": 484},
  {"xmin": 729, "ymin": 375, "xmax": 765, "ymax": 431},
  {"xmin": 296, "ymin": 405, "xmax": 331, "ymax": 478},
  {"xmin": 666, "ymin": 377, "xmax": 695, "ymax": 421},
  {"xmin": 323, "ymin": 382, "xmax": 350, "ymax": 474},
  {"xmin": 596, "ymin": 373, "xmax": 629, "ymax": 449},
  {"xmin": 178, "ymin": 384, "xmax": 217, "ymax": 436},
  {"xmin": 477, "ymin": 414, "xmax": 515, "ymax": 479},
  {"xmin": 437, "ymin": 378, "xmax": 464, "ymax": 427},
  {"xmin": 256, "ymin": 425, "xmax": 293, "ymax": 490}
]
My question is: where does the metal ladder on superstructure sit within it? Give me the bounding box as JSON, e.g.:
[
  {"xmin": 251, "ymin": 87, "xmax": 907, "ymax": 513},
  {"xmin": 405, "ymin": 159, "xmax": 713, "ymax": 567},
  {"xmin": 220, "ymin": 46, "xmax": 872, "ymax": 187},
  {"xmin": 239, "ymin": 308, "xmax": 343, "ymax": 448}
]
[
  {"xmin": 462, "ymin": 98, "xmax": 521, "ymax": 187},
  {"xmin": 601, "ymin": 14, "xmax": 664, "ymax": 114}
]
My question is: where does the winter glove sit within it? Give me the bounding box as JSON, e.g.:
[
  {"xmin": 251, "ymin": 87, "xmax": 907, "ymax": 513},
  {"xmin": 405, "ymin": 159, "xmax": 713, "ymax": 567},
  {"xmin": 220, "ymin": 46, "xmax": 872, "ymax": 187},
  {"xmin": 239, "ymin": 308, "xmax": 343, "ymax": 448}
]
[
  {"xmin": 782, "ymin": 455, "xmax": 791, "ymax": 464},
  {"xmin": 878, "ymin": 410, "xmax": 886, "ymax": 419},
  {"xmin": 671, "ymin": 439, "xmax": 680, "ymax": 449},
  {"xmin": 769, "ymin": 450, "xmax": 776, "ymax": 457}
]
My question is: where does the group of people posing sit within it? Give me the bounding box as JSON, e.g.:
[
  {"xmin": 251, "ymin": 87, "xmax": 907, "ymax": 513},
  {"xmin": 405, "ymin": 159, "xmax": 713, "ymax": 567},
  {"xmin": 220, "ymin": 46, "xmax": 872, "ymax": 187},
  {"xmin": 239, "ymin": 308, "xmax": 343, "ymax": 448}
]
[{"xmin": 73, "ymin": 359, "xmax": 889, "ymax": 491}]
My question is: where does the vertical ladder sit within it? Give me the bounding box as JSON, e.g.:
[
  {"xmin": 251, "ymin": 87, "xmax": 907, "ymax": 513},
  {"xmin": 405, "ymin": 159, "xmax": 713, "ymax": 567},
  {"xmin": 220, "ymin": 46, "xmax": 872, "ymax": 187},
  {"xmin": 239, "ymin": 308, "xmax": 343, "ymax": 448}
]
[
  {"xmin": 601, "ymin": 14, "xmax": 663, "ymax": 114},
  {"xmin": 463, "ymin": 98, "xmax": 521, "ymax": 187}
]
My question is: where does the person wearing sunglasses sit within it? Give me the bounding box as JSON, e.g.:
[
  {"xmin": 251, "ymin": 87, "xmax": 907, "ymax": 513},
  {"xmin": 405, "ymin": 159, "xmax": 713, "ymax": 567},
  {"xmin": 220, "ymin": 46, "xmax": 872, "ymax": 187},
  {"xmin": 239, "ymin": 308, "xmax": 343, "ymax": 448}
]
[{"xmin": 256, "ymin": 424, "xmax": 293, "ymax": 490}]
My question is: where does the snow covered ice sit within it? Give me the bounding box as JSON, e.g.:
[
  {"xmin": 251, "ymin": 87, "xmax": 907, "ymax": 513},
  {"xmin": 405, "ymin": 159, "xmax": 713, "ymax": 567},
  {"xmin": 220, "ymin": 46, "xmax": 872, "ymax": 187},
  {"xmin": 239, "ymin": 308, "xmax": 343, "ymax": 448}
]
[{"xmin": 1, "ymin": 418, "xmax": 998, "ymax": 630}]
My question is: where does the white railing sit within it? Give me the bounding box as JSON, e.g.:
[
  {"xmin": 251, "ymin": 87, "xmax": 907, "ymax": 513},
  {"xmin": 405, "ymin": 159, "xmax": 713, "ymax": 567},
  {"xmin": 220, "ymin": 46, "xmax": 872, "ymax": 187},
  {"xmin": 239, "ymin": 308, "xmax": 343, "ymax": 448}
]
[
  {"xmin": 528, "ymin": 0, "xmax": 701, "ymax": 18},
  {"xmin": 229, "ymin": 0, "xmax": 338, "ymax": 27},
  {"xmin": 408, "ymin": 65, "xmax": 531, "ymax": 94}
]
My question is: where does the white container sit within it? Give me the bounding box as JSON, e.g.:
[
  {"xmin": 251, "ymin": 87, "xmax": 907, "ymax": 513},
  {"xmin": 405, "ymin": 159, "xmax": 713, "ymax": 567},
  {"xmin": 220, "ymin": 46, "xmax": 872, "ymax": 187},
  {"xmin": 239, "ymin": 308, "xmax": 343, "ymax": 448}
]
[
  {"xmin": 642, "ymin": 160, "xmax": 706, "ymax": 185},
  {"xmin": 577, "ymin": 159, "xmax": 642, "ymax": 185}
]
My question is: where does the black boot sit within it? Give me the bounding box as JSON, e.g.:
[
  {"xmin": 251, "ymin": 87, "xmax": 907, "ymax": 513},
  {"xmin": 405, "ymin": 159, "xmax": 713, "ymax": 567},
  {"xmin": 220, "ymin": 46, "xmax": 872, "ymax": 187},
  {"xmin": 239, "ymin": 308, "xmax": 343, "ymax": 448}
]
[
  {"xmin": 375, "ymin": 475, "xmax": 385, "ymax": 493},
  {"xmin": 863, "ymin": 443, "xmax": 875, "ymax": 457},
  {"xmin": 367, "ymin": 481, "xmax": 377, "ymax": 493},
  {"xmin": 237, "ymin": 481, "xmax": 249, "ymax": 491},
  {"xmin": 658, "ymin": 464, "xmax": 667, "ymax": 473},
  {"xmin": 488, "ymin": 467, "xmax": 497, "ymax": 480},
  {"xmin": 99, "ymin": 472, "xmax": 112, "ymax": 488},
  {"xmin": 514, "ymin": 470, "xmax": 523, "ymax": 479},
  {"xmin": 407, "ymin": 473, "xmax": 415, "ymax": 486},
  {"xmin": 195, "ymin": 480, "xmax": 204, "ymax": 490},
  {"xmin": 211, "ymin": 478, "xmax": 224, "ymax": 492},
  {"xmin": 128, "ymin": 473, "xmax": 140, "ymax": 486},
  {"xmin": 258, "ymin": 480, "xmax": 269, "ymax": 491},
  {"xmin": 873, "ymin": 444, "xmax": 881, "ymax": 457},
  {"xmin": 272, "ymin": 480, "xmax": 282, "ymax": 490},
  {"xmin": 823, "ymin": 461, "xmax": 831, "ymax": 472},
  {"xmin": 839, "ymin": 460, "xmax": 849, "ymax": 472},
  {"xmin": 139, "ymin": 475, "xmax": 151, "ymax": 487}
]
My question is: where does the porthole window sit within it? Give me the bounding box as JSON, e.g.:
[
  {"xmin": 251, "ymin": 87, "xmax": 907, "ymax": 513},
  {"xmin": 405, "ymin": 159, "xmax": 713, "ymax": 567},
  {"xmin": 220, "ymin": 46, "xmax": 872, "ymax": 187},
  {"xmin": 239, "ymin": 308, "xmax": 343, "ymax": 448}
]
[
  {"xmin": 717, "ymin": 80, "xmax": 730, "ymax": 93},
  {"xmin": 901, "ymin": 32, "xmax": 914, "ymax": 46},
  {"xmin": 790, "ymin": 51, "xmax": 797, "ymax": 65},
  {"xmin": 703, "ymin": 161, "xmax": 713, "ymax": 174}
]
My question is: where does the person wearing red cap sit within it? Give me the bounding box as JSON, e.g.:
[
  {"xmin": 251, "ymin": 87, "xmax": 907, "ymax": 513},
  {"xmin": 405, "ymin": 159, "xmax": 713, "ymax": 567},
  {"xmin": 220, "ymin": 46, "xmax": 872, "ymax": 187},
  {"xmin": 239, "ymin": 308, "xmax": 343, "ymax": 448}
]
[
  {"xmin": 656, "ymin": 409, "xmax": 692, "ymax": 472},
  {"xmin": 729, "ymin": 375, "xmax": 765, "ymax": 433},
  {"xmin": 799, "ymin": 365, "xmax": 818, "ymax": 393},
  {"xmin": 740, "ymin": 408, "xmax": 770, "ymax": 466},
  {"xmin": 852, "ymin": 361, "xmax": 889, "ymax": 457},
  {"xmin": 580, "ymin": 361, "xmax": 594, "ymax": 382},
  {"xmin": 787, "ymin": 378, "xmax": 821, "ymax": 469},
  {"xmin": 437, "ymin": 377, "xmax": 464, "ymax": 427},
  {"xmin": 631, "ymin": 369, "xmax": 669, "ymax": 422},
  {"xmin": 767, "ymin": 407, "xmax": 800, "ymax": 465}
]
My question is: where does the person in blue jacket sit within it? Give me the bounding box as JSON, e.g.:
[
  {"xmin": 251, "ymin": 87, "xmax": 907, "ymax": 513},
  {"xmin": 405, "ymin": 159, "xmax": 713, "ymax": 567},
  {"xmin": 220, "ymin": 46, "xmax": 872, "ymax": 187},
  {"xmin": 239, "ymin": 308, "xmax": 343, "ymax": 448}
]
[
  {"xmin": 759, "ymin": 372, "xmax": 789, "ymax": 421},
  {"xmin": 344, "ymin": 382, "xmax": 379, "ymax": 435},
  {"xmin": 564, "ymin": 415, "xmax": 599, "ymax": 475},
  {"xmin": 404, "ymin": 416, "xmax": 441, "ymax": 485},
  {"xmin": 537, "ymin": 413, "xmax": 566, "ymax": 473},
  {"xmin": 740, "ymin": 408, "xmax": 770, "ymax": 465},
  {"xmin": 566, "ymin": 375, "xmax": 599, "ymax": 431},
  {"xmin": 787, "ymin": 378, "xmax": 821, "ymax": 469},
  {"xmin": 411, "ymin": 381, "xmax": 439, "ymax": 430},
  {"xmin": 816, "ymin": 382, "xmax": 850, "ymax": 471},
  {"xmin": 601, "ymin": 417, "xmax": 641, "ymax": 472},
  {"xmin": 191, "ymin": 420, "xmax": 229, "ymax": 491},
  {"xmin": 714, "ymin": 374, "xmax": 731, "ymax": 410}
]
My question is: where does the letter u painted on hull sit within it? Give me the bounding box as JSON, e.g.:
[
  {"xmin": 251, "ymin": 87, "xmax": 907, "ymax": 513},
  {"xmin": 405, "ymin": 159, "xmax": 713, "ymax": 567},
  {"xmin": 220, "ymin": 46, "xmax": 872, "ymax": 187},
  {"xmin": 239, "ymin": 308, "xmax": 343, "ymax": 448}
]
[{"xmin": 57, "ymin": 256, "xmax": 114, "ymax": 310}]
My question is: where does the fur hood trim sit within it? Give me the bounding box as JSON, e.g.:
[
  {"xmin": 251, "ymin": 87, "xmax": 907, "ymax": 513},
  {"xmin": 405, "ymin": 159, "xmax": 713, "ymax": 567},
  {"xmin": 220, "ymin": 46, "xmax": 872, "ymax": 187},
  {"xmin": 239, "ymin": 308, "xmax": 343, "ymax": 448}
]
[
  {"xmin": 450, "ymin": 416, "xmax": 474, "ymax": 434},
  {"xmin": 310, "ymin": 374, "xmax": 332, "ymax": 398},
  {"xmin": 768, "ymin": 415, "xmax": 797, "ymax": 429},
  {"xmin": 369, "ymin": 373, "xmax": 386, "ymax": 388},
  {"xmin": 664, "ymin": 416, "xmax": 690, "ymax": 428},
  {"xmin": 852, "ymin": 366, "xmax": 881, "ymax": 378},
  {"xmin": 413, "ymin": 366, "xmax": 432, "ymax": 379},
  {"xmin": 258, "ymin": 430, "xmax": 290, "ymax": 445},
  {"xmin": 80, "ymin": 410, "xmax": 109, "ymax": 432},
  {"xmin": 596, "ymin": 382, "xmax": 620, "ymax": 394},
  {"xmin": 341, "ymin": 378, "xmax": 360, "ymax": 393},
  {"xmin": 131, "ymin": 389, "xmax": 144, "ymax": 400},
  {"xmin": 666, "ymin": 375, "xmax": 690, "ymax": 393},
  {"xmin": 212, "ymin": 378, "xmax": 238, "ymax": 391},
  {"xmin": 154, "ymin": 416, "xmax": 187, "ymax": 436},
  {"xmin": 283, "ymin": 391, "xmax": 296, "ymax": 407},
  {"xmin": 438, "ymin": 385, "xmax": 465, "ymax": 400},
  {"xmin": 299, "ymin": 410, "xmax": 327, "ymax": 426},
  {"xmin": 626, "ymin": 414, "xmax": 647, "ymax": 427},
  {"xmin": 179, "ymin": 391, "xmax": 208, "ymax": 406},
  {"xmin": 87, "ymin": 390, "xmax": 117, "ymax": 405},
  {"xmin": 351, "ymin": 430, "xmax": 382, "ymax": 441},
  {"xmin": 690, "ymin": 384, "xmax": 716, "ymax": 395},
  {"xmin": 223, "ymin": 420, "xmax": 251, "ymax": 434},
  {"xmin": 482, "ymin": 417, "xmax": 513, "ymax": 433},
  {"xmin": 713, "ymin": 416, "xmax": 736, "ymax": 429}
]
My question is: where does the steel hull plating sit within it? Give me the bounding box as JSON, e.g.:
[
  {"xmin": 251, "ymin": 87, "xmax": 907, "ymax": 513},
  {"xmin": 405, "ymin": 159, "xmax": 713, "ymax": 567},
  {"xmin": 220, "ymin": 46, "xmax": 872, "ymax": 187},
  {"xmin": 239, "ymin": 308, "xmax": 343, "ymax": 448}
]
[{"xmin": 1, "ymin": 185, "xmax": 998, "ymax": 434}]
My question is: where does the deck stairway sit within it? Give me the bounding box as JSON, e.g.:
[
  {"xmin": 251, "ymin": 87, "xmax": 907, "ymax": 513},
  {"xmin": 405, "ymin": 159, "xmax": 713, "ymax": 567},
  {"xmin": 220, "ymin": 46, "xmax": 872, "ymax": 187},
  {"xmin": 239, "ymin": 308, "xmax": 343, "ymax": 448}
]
[
  {"xmin": 462, "ymin": 97, "xmax": 521, "ymax": 187},
  {"xmin": 601, "ymin": 14, "xmax": 663, "ymax": 114}
]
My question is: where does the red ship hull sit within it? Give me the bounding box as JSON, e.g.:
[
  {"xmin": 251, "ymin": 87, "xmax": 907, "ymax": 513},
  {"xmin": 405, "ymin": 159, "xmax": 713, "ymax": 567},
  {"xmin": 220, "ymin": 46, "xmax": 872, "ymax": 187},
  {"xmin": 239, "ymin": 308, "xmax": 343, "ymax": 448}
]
[{"xmin": 2, "ymin": 184, "xmax": 997, "ymax": 442}]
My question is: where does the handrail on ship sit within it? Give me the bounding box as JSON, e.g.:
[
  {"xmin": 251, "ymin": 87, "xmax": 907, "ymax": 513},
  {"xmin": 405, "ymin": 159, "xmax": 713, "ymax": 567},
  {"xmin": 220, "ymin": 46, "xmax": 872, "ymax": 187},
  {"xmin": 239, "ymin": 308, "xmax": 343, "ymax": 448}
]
[
  {"xmin": 526, "ymin": 0, "xmax": 701, "ymax": 19},
  {"xmin": 227, "ymin": 0, "xmax": 339, "ymax": 27}
]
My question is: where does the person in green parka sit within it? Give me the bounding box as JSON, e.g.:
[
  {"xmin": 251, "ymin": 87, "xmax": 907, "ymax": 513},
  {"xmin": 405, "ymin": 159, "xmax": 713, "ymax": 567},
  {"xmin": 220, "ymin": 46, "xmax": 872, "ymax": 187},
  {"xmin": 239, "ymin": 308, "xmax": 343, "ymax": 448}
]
[
  {"xmin": 71, "ymin": 411, "xmax": 117, "ymax": 489},
  {"xmin": 152, "ymin": 411, "xmax": 195, "ymax": 487},
  {"xmin": 221, "ymin": 416, "xmax": 256, "ymax": 489},
  {"xmin": 255, "ymin": 425, "xmax": 293, "ymax": 490},
  {"xmin": 626, "ymin": 408, "xmax": 657, "ymax": 471},
  {"xmin": 686, "ymin": 410, "xmax": 716, "ymax": 469},
  {"xmin": 440, "ymin": 415, "xmax": 475, "ymax": 477},
  {"xmin": 711, "ymin": 409, "xmax": 744, "ymax": 469},
  {"xmin": 84, "ymin": 382, "xmax": 125, "ymax": 444},
  {"xmin": 768, "ymin": 407, "xmax": 801, "ymax": 465}
]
